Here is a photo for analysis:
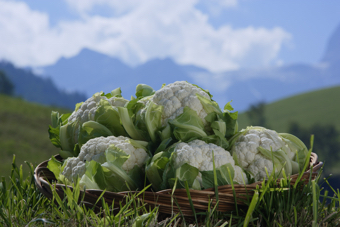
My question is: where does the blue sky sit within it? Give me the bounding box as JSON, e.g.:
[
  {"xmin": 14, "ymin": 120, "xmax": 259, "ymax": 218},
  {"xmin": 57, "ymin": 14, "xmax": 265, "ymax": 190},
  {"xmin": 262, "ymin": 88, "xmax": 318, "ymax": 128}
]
[{"xmin": 0, "ymin": 0, "xmax": 339, "ymax": 71}]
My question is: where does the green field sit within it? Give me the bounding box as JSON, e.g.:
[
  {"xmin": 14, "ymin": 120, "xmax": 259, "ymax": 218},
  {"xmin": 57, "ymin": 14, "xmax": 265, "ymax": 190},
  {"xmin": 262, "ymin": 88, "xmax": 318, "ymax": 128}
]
[
  {"xmin": 238, "ymin": 85, "xmax": 340, "ymax": 132},
  {"xmin": 0, "ymin": 95, "xmax": 69, "ymax": 178}
]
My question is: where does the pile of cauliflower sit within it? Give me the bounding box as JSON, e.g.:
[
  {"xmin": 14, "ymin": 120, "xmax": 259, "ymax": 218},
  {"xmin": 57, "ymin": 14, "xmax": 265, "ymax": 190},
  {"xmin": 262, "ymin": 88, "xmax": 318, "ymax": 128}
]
[{"xmin": 48, "ymin": 81, "xmax": 309, "ymax": 192}]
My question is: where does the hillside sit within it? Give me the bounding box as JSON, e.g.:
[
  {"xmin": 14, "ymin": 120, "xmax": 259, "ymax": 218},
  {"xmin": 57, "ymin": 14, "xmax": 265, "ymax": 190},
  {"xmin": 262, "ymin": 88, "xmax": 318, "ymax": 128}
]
[
  {"xmin": 0, "ymin": 95, "xmax": 68, "ymax": 178},
  {"xmin": 238, "ymin": 85, "xmax": 340, "ymax": 132}
]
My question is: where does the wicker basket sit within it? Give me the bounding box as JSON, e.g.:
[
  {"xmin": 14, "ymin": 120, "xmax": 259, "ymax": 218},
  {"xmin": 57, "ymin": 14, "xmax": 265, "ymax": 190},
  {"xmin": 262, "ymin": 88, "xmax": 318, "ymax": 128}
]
[{"xmin": 34, "ymin": 153, "xmax": 322, "ymax": 216}]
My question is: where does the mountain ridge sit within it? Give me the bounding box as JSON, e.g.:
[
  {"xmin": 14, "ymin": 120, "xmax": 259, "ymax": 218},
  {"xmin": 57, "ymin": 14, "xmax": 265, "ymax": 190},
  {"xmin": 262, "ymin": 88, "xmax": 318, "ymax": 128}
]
[{"xmin": 0, "ymin": 61, "xmax": 86, "ymax": 109}]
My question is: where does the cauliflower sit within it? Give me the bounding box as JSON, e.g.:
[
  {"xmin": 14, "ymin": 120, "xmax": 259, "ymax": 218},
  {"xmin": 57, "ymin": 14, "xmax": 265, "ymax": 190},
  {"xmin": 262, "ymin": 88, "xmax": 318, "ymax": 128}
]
[
  {"xmin": 62, "ymin": 136, "xmax": 149, "ymax": 183},
  {"xmin": 231, "ymin": 126, "xmax": 307, "ymax": 182},
  {"xmin": 55, "ymin": 90, "xmax": 131, "ymax": 158},
  {"xmin": 232, "ymin": 128, "xmax": 283, "ymax": 169},
  {"xmin": 130, "ymin": 81, "xmax": 236, "ymax": 147},
  {"xmin": 172, "ymin": 140, "xmax": 247, "ymax": 185},
  {"xmin": 150, "ymin": 81, "xmax": 212, "ymax": 126},
  {"xmin": 67, "ymin": 92, "xmax": 128, "ymax": 144},
  {"xmin": 146, "ymin": 139, "xmax": 247, "ymax": 191}
]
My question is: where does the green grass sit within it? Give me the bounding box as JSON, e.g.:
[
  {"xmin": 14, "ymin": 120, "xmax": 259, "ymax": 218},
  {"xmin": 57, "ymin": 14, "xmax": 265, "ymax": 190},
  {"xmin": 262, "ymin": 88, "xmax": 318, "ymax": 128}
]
[
  {"xmin": 0, "ymin": 94, "xmax": 69, "ymax": 179},
  {"xmin": 238, "ymin": 85, "xmax": 340, "ymax": 132},
  {"xmin": 1, "ymin": 155, "xmax": 340, "ymax": 226}
]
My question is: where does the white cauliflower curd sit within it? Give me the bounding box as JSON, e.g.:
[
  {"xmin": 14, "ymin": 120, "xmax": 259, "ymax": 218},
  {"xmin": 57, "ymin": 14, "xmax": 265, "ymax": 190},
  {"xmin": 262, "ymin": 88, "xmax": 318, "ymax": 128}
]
[
  {"xmin": 67, "ymin": 92, "xmax": 128, "ymax": 143},
  {"xmin": 62, "ymin": 136, "xmax": 149, "ymax": 183},
  {"xmin": 150, "ymin": 81, "xmax": 212, "ymax": 126},
  {"xmin": 231, "ymin": 126, "xmax": 306, "ymax": 182},
  {"xmin": 172, "ymin": 139, "xmax": 248, "ymax": 185}
]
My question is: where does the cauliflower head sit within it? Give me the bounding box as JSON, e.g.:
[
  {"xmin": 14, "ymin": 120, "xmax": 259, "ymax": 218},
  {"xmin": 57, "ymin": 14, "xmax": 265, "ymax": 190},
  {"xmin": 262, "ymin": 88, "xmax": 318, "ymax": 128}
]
[
  {"xmin": 67, "ymin": 92, "xmax": 128, "ymax": 143},
  {"xmin": 172, "ymin": 139, "xmax": 247, "ymax": 185},
  {"xmin": 231, "ymin": 126, "xmax": 301, "ymax": 182},
  {"xmin": 62, "ymin": 136, "xmax": 149, "ymax": 183},
  {"xmin": 151, "ymin": 81, "xmax": 211, "ymax": 126}
]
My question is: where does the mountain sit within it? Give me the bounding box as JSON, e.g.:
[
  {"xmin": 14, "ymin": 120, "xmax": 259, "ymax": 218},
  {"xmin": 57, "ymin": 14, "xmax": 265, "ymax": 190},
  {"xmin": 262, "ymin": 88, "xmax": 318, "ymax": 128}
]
[
  {"xmin": 40, "ymin": 22, "xmax": 340, "ymax": 111},
  {"xmin": 0, "ymin": 61, "xmax": 86, "ymax": 109},
  {"xmin": 42, "ymin": 48, "xmax": 131, "ymax": 97},
  {"xmin": 41, "ymin": 50, "xmax": 194, "ymax": 98},
  {"xmin": 321, "ymin": 23, "xmax": 340, "ymax": 79},
  {"xmin": 208, "ymin": 63, "xmax": 328, "ymax": 111},
  {"xmin": 131, "ymin": 58, "xmax": 197, "ymax": 89}
]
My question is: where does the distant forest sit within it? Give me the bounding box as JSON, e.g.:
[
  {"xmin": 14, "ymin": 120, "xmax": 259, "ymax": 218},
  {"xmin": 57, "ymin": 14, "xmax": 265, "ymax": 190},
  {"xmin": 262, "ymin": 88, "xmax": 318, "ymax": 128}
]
[{"xmin": 0, "ymin": 71, "xmax": 14, "ymax": 96}]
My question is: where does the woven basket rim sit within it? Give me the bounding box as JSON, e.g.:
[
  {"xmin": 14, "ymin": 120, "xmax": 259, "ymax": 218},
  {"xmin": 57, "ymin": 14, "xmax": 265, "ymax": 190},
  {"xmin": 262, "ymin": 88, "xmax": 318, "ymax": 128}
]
[{"xmin": 34, "ymin": 152, "xmax": 323, "ymax": 215}]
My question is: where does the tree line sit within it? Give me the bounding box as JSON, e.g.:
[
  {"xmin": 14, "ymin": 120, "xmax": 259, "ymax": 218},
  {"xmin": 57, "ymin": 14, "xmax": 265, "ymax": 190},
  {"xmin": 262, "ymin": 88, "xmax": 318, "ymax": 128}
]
[{"xmin": 0, "ymin": 71, "xmax": 14, "ymax": 96}]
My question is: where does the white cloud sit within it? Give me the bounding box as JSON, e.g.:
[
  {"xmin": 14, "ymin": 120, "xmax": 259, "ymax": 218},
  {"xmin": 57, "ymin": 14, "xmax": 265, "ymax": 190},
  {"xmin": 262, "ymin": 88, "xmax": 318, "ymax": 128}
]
[
  {"xmin": 0, "ymin": 0, "xmax": 82, "ymax": 66},
  {"xmin": 0, "ymin": 0, "xmax": 291, "ymax": 72},
  {"xmin": 0, "ymin": 1, "xmax": 50, "ymax": 64},
  {"xmin": 64, "ymin": 0, "xmax": 142, "ymax": 16},
  {"xmin": 64, "ymin": 0, "xmax": 238, "ymax": 16}
]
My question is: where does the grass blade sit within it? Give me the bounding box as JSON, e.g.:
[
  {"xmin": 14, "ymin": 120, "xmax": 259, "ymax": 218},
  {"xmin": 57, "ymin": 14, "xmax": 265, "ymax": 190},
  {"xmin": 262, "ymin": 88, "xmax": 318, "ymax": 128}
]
[
  {"xmin": 312, "ymin": 180, "xmax": 318, "ymax": 227},
  {"xmin": 184, "ymin": 181, "xmax": 197, "ymax": 224},
  {"xmin": 212, "ymin": 151, "xmax": 219, "ymax": 211},
  {"xmin": 243, "ymin": 191, "xmax": 259, "ymax": 227}
]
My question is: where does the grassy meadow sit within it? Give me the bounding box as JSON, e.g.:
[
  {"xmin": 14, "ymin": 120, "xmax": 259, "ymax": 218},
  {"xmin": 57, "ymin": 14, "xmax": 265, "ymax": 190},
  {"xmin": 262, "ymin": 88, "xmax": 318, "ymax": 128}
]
[
  {"xmin": 0, "ymin": 94, "xmax": 69, "ymax": 179},
  {"xmin": 238, "ymin": 85, "xmax": 340, "ymax": 132}
]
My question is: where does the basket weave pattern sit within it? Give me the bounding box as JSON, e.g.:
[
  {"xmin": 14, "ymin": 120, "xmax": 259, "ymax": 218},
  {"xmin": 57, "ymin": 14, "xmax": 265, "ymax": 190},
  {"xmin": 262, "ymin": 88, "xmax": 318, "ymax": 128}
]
[{"xmin": 34, "ymin": 153, "xmax": 322, "ymax": 216}]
